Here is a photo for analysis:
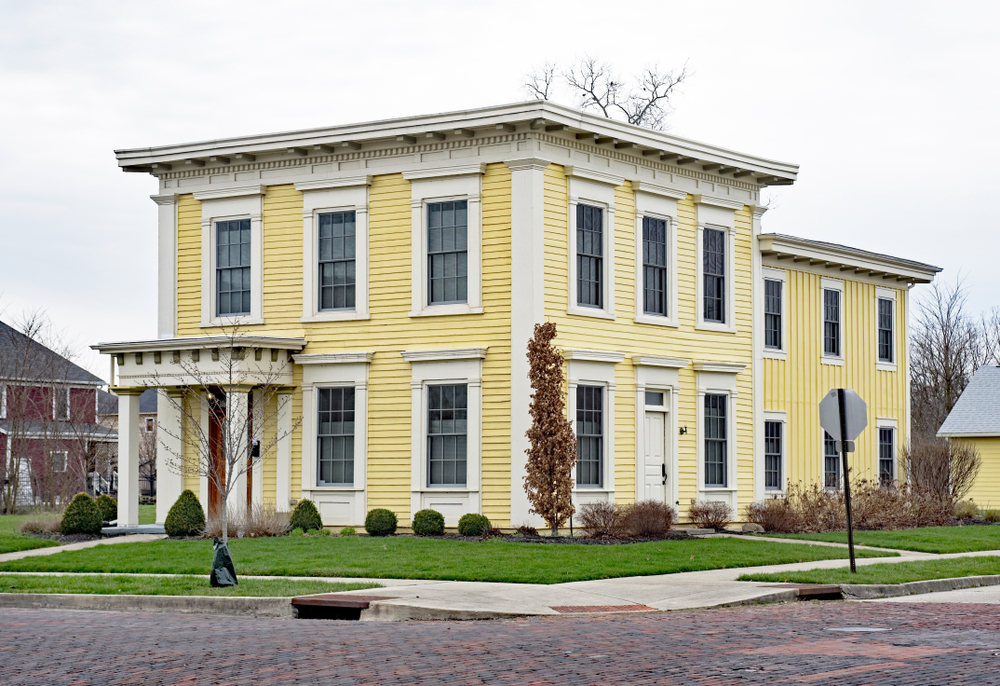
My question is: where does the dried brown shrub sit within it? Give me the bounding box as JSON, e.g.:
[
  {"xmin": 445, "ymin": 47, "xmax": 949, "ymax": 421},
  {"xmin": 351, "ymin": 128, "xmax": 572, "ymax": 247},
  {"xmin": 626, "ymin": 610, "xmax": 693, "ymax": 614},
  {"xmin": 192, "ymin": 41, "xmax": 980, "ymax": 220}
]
[
  {"xmin": 743, "ymin": 498, "xmax": 800, "ymax": 533},
  {"xmin": 688, "ymin": 500, "xmax": 732, "ymax": 530},
  {"xmin": 578, "ymin": 501, "xmax": 626, "ymax": 538},
  {"xmin": 900, "ymin": 438, "xmax": 981, "ymax": 504},
  {"xmin": 515, "ymin": 524, "xmax": 539, "ymax": 537},
  {"xmin": 18, "ymin": 516, "xmax": 62, "ymax": 534},
  {"xmin": 204, "ymin": 504, "xmax": 289, "ymax": 539},
  {"xmin": 623, "ymin": 500, "xmax": 675, "ymax": 538}
]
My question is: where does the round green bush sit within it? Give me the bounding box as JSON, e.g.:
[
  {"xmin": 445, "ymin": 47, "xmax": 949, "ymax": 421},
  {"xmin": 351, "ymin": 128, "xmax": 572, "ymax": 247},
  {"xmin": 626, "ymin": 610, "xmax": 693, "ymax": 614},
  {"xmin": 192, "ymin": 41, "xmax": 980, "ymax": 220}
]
[
  {"xmin": 412, "ymin": 509, "xmax": 445, "ymax": 536},
  {"xmin": 164, "ymin": 489, "xmax": 206, "ymax": 537},
  {"xmin": 365, "ymin": 508, "xmax": 398, "ymax": 536},
  {"xmin": 95, "ymin": 494, "xmax": 118, "ymax": 523},
  {"xmin": 289, "ymin": 499, "xmax": 323, "ymax": 532},
  {"xmin": 458, "ymin": 513, "xmax": 491, "ymax": 537},
  {"xmin": 340, "ymin": 526, "xmax": 356, "ymax": 536},
  {"xmin": 60, "ymin": 493, "xmax": 103, "ymax": 535}
]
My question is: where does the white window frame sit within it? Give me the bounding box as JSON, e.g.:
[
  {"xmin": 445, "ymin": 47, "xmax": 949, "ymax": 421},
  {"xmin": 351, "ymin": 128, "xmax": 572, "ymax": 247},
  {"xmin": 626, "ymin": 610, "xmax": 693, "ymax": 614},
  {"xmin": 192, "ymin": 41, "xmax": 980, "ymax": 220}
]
[
  {"xmin": 822, "ymin": 430, "xmax": 842, "ymax": 491},
  {"xmin": 565, "ymin": 350, "xmax": 623, "ymax": 502},
  {"xmin": 144, "ymin": 417, "xmax": 155, "ymax": 433},
  {"xmin": 195, "ymin": 186, "xmax": 266, "ymax": 328},
  {"xmin": 694, "ymin": 361, "xmax": 743, "ymax": 510},
  {"xmin": 633, "ymin": 182, "xmax": 684, "ymax": 327},
  {"xmin": 297, "ymin": 176, "xmax": 371, "ymax": 323},
  {"xmin": 53, "ymin": 386, "xmax": 70, "ymax": 421},
  {"xmin": 297, "ymin": 352, "xmax": 372, "ymax": 526},
  {"xmin": 402, "ymin": 348, "xmax": 485, "ymax": 525},
  {"xmin": 761, "ymin": 267, "xmax": 788, "ymax": 360},
  {"xmin": 821, "ymin": 277, "xmax": 845, "ymax": 366},
  {"xmin": 762, "ymin": 410, "xmax": 786, "ymax": 494},
  {"xmin": 403, "ymin": 165, "xmax": 485, "ymax": 318},
  {"xmin": 565, "ymin": 167, "xmax": 622, "ymax": 321},
  {"xmin": 876, "ymin": 417, "xmax": 898, "ymax": 485},
  {"xmin": 1, "ymin": 385, "xmax": 7, "ymax": 420},
  {"xmin": 694, "ymin": 195, "xmax": 741, "ymax": 333},
  {"xmin": 50, "ymin": 449, "xmax": 68, "ymax": 473},
  {"xmin": 875, "ymin": 287, "xmax": 898, "ymax": 372}
]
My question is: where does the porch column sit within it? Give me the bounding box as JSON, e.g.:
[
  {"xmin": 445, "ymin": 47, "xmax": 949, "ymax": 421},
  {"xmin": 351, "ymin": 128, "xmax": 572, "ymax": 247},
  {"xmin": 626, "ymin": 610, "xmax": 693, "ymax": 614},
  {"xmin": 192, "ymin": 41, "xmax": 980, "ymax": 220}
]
[
  {"xmin": 226, "ymin": 387, "xmax": 250, "ymax": 516},
  {"xmin": 113, "ymin": 387, "xmax": 142, "ymax": 527},
  {"xmin": 251, "ymin": 390, "xmax": 264, "ymax": 509},
  {"xmin": 156, "ymin": 389, "xmax": 184, "ymax": 524},
  {"xmin": 275, "ymin": 389, "xmax": 293, "ymax": 511}
]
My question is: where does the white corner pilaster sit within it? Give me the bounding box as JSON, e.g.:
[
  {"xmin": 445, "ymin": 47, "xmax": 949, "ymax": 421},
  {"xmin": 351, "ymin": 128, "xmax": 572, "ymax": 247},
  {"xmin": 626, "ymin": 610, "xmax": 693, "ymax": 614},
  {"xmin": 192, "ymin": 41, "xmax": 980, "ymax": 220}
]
[
  {"xmin": 275, "ymin": 391, "xmax": 293, "ymax": 512},
  {"xmin": 114, "ymin": 389, "xmax": 142, "ymax": 527},
  {"xmin": 156, "ymin": 389, "xmax": 184, "ymax": 524},
  {"xmin": 751, "ymin": 205, "xmax": 767, "ymax": 501},
  {"xmin": 227, "ymin": 388, "xmax": 250, "ymax": 516},
  {"xmin": 251, "ymin": 391, "xmax": 264, "ymax": 509},
  {"xmin": 152, "ymin": 194, "xmax": 178, "ymax": 339}
]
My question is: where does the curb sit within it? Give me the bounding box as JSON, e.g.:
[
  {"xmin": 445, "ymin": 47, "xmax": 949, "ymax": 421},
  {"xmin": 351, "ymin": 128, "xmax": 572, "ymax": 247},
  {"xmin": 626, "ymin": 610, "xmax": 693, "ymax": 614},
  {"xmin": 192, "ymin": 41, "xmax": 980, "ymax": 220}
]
[
  {"xmin": 0, "ymin": 593, "xmax": 294, "ymax": 618},
  {"xmin": 840, "ymin": 574, "xmax": 1000, "ymax": 600},
  {"xmin": 361, "ymin": 602, "xmax": 534, "ymax": 621}
]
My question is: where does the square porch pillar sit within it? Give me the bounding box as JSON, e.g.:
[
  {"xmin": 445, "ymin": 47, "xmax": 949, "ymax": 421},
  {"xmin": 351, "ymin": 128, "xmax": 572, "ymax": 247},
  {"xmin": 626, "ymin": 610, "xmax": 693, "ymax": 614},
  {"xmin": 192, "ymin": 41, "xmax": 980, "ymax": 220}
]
[
  {"xmin": 156, "ymin": 389, "xmax": 185, "ymax": 524},
  {"xmin": 113, "ymin": 388, "xmax": 143, "ymax": 527}
]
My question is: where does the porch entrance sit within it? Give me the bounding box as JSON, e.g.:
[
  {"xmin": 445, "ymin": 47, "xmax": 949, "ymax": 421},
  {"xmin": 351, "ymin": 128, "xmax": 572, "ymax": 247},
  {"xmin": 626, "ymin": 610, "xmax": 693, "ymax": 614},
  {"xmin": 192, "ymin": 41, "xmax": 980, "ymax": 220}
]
[{"xmin": 641, "ymin": 389, "xmax": 671, "ymax": 504}]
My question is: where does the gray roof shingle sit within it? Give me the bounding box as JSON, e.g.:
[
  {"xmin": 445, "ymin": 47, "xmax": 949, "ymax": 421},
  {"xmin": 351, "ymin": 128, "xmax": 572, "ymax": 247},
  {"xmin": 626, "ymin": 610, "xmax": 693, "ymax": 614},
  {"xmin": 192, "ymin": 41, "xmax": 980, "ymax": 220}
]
[
  {"xmin": 937, "ymin": 366, "xmax": 1000, "ymax": 436},
  {"xmin": 97, "ymin": 388, "xmax": 158, "ymax": 415},
  {"xmin": 0, "ymin": 320, "xmax": 104, "ymax": 386}
]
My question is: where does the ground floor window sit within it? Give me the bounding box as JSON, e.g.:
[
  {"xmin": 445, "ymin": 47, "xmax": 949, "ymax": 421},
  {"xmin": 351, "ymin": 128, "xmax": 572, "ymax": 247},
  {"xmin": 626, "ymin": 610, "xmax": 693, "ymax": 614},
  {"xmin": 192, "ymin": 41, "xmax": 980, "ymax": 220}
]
[
  {"xmin": 317, "ymin": 387, "xmax": 355, "ymax": 486},
  {"xmin": 576, "ymin": 385, "xmax": 603, "ymax": 487},
  {"xmin": 824, "ymin": 432, "xmax": 840, "ymax": 489},
  {"xmin": 879, "ymin": 427, "xmax": 895, "ymax": 486},
  {"xmin": 704, "ymin": 394, "xmax": 727, "ymax": 487},
  {"xmin": 427, "ymin": 384, "xmax": 468, "ymax": 486},
  {"xmin": 764, "ymin": 421, "xmax": 782, "ymax": 491},
  {"xmin": 50, "ymin": 450, "xmax": 67, "ymax": 473}
]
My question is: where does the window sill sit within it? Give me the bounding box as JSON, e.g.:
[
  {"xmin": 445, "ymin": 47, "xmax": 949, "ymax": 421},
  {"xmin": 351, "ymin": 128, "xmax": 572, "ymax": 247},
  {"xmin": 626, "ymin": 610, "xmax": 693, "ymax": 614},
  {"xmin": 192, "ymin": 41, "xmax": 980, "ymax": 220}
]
[
  {"xmin": 301, "ymin": 311, "xmax": 370, "ymax": 323},
  {"xmin": 567, "ymin": 305, "xmax": 616, "ymax": 321},
  {"xmin": 762, "ymin": 349, "xmax": 787, "ymax": 361},
  {"xmin": 200, "ymin": 317, "xmax": 265, "ymax": 328},
  {"xmin": 695, "ymin": 322, "xmax": 737, "ymax": 334},
  {"xmin": 572, "ymin": 487, "xmax": 614, "ymax": 494},
  {"xmin": 635, "ymin": 314, "xmax": 679, "ymax": 328},
  {"xmin": 700, "ymin": 486, "xmax": 735, "ymax": 492},
  {"xmin": 409, "ymin": 305, "xmax": 484, "ymax": 318},
  {"xmin": 876, "ymin": 362, "xmax": 898, "ymax": 373},
  {"xmin": 821, "ymin": 356, "xmax": 845, "ymax": 367},
  {"xmin": 414, "ymin": 487, "xmax": 479, "ymax": 493},
  {"xmin": 306, "ymin": 486, "xmax": 365, "ymax": 492}
]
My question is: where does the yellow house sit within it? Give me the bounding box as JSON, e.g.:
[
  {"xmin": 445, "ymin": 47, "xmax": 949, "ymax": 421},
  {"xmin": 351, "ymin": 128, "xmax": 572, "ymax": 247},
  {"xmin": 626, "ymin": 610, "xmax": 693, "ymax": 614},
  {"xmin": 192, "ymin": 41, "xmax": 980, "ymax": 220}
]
[
  {"xmin": 937, "ymin": 366, "xmax": 1000, "ymax": 507},
  {"xmin": 95, "ymin": 101, "xmax": 940, "ymax": 529}
]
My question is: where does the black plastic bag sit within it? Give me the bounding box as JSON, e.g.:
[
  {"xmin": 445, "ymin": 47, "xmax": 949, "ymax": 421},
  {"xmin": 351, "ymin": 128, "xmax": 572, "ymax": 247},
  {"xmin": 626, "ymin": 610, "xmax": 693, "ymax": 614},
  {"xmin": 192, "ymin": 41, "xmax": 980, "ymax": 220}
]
[{"xmin": 210, "ymin": 537, "xmax": 238, "ymax": 587}]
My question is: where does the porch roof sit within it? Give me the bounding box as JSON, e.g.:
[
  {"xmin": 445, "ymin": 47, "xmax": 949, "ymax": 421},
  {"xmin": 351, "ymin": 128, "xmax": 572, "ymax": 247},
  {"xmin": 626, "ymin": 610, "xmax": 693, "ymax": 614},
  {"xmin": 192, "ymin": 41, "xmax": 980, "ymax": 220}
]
[{"xmin": 91, "ymin": 335, "xmax": 307, "ymax": 355}]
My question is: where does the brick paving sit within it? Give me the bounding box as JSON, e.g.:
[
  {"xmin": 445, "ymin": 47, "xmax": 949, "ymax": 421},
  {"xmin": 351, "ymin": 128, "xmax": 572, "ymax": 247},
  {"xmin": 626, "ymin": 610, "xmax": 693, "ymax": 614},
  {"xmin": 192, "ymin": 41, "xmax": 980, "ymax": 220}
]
[{"xmin": 2, "ymin": 602, "xmax": 999, "ymax": 685}]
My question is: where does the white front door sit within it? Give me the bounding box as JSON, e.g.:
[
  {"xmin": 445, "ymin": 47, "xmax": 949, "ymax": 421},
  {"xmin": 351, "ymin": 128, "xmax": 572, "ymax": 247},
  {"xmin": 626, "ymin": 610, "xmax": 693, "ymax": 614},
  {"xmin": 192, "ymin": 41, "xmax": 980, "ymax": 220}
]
[{"xmin": 643, "ymin": 411, "xmax": 667, "ymax": 503}]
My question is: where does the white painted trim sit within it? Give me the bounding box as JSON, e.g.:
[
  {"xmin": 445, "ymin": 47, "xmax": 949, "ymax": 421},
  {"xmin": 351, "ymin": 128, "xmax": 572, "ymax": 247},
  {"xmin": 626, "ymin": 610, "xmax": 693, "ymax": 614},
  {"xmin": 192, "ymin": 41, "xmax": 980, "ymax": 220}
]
[
  {"xmin": 152, "ymin": 194, "xmax": 178, "ymax": 339},
  {"xmin": 563, "ymin": 165, "xmax": 626, "ymax": 187},
  {"xmin": 692, "ymin": 194, "xmax": 745, "ymax": 211},
  {"xmin": 402, "ymin": 164, "xmax": 487, "ymax": 181},
  {"xmin": 155, "ymin": 390, "xmax": 183, "ymax": 524},
  {"xmin": 199, "ymin": 191, "xmax": 265, "ymax": 328},
  {"xmin": 193, "ymin": 184, "xmax": 267, "ymax": 201},
  {"xmin": 115, "ymin": 391, "xmax": 141, "ymax": 527},
  {"xmin": 875, "ymin": 287, "xmax": 898, "ymax": 372},
  {"xmin": 820, "ymin": 277, "xmax": 845, "ymax": 365},
  {"xmin": 634, "ymin": 187, "xmax": 680, "ymax": 326},
  {"xmin": 634, "ymin": 361, "xmax": 681, "ymax": 508},
  {"xmin": 567, "ymin": 174, "xmax": 616, "ymax": 319},
  {"xmin": 198, "ymin": 393, "xmax": 209, "ymax": 512},
  {"xmin": 693, "ymin": 361, "xmax": 746, "ymax": 374},
  {"xmin": 761, "ymin": 410, "xmax": 787, "ymax": 495},
  {"xmin": 568, "ymin": 358, "xmax": 618, "ymax": 501},
  {"xmin": 694, "ymin": 384, "xmax": 738, "ymax": 510},
  {"xmin": 0, "ymin": 385, "xmax": 5, "ymax": 420},
  {"xmin": 761, "ymin": 266, "xmax": 788, "ymax": 360},
  {"xmin": 293, "ymin": 352, "xmax": 374, "ymax": 365},
  {"xmin": 275, "ymin": 392, "xmax": 293, "ymax": 512},
  {"xmin": 401, "ymin": 348, "xmax": 487, "ymax": 363},
  {"xmin": 294, "ymin": 175, "xmax": 372, "ymax": 192},
  {"xmin": 751, "ymin": 205, "xmax": 768, "ymax": 501},
  {"xmin": 694, "ymin": 220, "xmax": 738, "ymax": 333},
  {"xmin": 563, "ymin": 349, "xmax": 626, "ymax": 364},
  {"xmin": 631, "ymin": 355, "xmax": 689, "ymax": 369},
  {"xmin": 876, "ymin": 418, "xmax": 898, "ymax": 482}
]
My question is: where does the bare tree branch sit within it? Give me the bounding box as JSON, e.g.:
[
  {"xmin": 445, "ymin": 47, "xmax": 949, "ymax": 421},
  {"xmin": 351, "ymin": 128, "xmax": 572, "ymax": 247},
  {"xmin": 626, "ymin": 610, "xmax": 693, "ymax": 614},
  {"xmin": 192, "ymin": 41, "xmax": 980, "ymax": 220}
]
[{"xmin": 523, "ymin": 61, "xmax": 558, "ymax": 101}]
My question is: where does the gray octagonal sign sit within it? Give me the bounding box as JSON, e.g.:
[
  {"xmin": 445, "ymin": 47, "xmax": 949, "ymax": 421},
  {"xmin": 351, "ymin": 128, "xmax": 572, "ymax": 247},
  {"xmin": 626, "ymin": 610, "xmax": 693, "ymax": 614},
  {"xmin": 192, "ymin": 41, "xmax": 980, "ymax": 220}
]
[{"xmin": 819, "ymin": 389, "xmax": 868, "ymax": 442}]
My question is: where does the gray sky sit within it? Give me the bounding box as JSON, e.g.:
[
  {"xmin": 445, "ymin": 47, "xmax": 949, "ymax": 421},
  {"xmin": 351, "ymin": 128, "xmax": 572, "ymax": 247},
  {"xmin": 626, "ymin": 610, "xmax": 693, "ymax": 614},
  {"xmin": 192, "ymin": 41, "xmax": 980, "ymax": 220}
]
[{"xmin": 1, "ymin": 0, "xmax": 996, "ymax": 380}]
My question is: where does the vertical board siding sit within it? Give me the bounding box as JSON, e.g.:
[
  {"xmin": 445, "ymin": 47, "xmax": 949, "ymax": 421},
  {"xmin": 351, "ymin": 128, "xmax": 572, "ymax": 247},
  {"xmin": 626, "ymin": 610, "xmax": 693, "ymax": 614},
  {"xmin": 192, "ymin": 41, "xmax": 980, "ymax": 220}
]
[
  {"xmin": 958, "ymin": 438, "xmax": 1000, "ymax": 507},
  {"xmin": 763, "ymin": 269, "xmax": 908, "ymax": 488},
  {"xmin": 542, "ymin": 167, "xmax": 755, "ymax": 520}
]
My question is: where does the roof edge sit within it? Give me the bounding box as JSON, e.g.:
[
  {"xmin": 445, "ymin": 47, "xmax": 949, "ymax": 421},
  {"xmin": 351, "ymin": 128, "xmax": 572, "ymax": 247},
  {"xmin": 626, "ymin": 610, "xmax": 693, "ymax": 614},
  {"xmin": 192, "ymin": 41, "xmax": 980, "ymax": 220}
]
[{"xmin": 92, "ymin": 335, "xmax": 308, "ymax": 354}]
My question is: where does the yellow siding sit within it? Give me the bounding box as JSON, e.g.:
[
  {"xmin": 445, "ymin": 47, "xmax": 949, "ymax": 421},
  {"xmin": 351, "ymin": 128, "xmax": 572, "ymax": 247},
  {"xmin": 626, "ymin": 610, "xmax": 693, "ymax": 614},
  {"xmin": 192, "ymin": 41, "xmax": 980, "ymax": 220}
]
[
  {"xmin": 181, "ymin": 393, "xmax": 201, "ymax": 494},
  {"xmin": 176, "ymin": 195, "xmax": 202, "ymax": 336},
  {"xmin": 763, "ymin": 271, "xmax": 908, "ymax": 487},
  {"xmin": 957, "ymin": 438, "xmax": 1000, "ymax": 508},
  {"xmin": 542, "ymin": 167, "xmax": 755, "ymax": 520}
]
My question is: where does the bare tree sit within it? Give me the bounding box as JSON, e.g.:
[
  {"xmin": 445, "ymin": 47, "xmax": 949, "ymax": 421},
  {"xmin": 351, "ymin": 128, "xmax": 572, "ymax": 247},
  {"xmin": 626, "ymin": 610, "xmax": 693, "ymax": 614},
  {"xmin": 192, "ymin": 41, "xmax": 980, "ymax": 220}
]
[
  {"xmin": 524, "ymin": 56, "xmax": 689, "ymax": 130},
  {"xmin": 899, "ymin": 437, "xmax": 981, "ymax": 504},
  {"xmin": 154, "ymin": 327, "xmax": 300, "ymax": 546},
  {"xmin": 523, "ymin": 322, "xmax": 577, "ymax": 536}
]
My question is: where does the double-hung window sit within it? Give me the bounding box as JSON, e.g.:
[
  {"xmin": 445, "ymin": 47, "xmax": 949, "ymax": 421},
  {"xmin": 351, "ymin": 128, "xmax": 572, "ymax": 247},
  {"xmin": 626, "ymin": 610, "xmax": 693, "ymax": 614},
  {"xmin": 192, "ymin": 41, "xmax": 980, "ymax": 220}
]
[
  {"xmin": 879, "ymin": 427, "xmax": 895, "ymax": 486},
  {"xmin": 823, "ymin": 288, "xmax": 841, "ymax": 357},
  {"xmin": 824, "ymin": 432, "xmax": 840, "ymax": 489},
  {"xmin": 54, "ymin": 387, "xmax": 69, "ymax": 421},
  {"xmin": 878, "ymin": 297, "xmax": 894, "ymax": 364},
  {"xmin": 764, "ymin": 279, "xmax": 782, "ymax": 350},
  {"xmin": 318, "ymin": 211, "xmax": 356, "ymax": 311},
  {"xmin": 427, "ymin": 384, "xmax": 468, "ymax": 486},
  {"xmin": 577, "ymin": 204, "xmax": 604, "ymax": 309},
  {"xmin": 764, "ymin": 421, "xmax": 782, "ymax": 491},
  {"xmin": 642, "ymin": 217, "xmax": 668, "ymax": 316},
  {"xmin": 576, "ymin": 385, "xmax": 603, "ymax": 487},
  {"xmin": 216, "ymin": 219, "xmax": 251, "ymax": 316},
  {"xmin": 427, "ymin": 201, "xmax": 468, "ymax": 305},
  {"xmin": 317, "ymin": 387, "xmax": 355, "ymax": 486},
  {"xmin": 703, "ymin": 228, "xmax": 726, "ymax": 324},
  {"xmin": 50, "ymin": 450, "xmax": 67, "ymax": 473},
  {"xmin": 704, "ymin": 394, "xmax": 728, "ymax": 487}
]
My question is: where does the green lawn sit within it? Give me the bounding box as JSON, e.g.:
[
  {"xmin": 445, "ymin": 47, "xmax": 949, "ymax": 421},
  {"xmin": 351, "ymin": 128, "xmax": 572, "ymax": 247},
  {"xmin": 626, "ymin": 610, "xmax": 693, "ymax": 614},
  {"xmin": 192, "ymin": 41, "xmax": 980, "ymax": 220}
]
[
  {"xmin": 738, "ymin": 555, "xmax": 1000, "ymax": 585},
  {"xmin": 0, "ymin": 536, "xmax": 894, "ymax": 584},
  {"xmin": 138, "ymin": 504, "xmax": 156, "ymax": 525},
  {"xmin": 0, "ymin": 515, "xmax": 59, "ymax": 555},
  {"xmin": 762, "ymin": 526, "xmax": 1000, "ymax": 554},
  {"xmin": 0, "ymin": 574, "xmax": 378, "ymax": 597}
]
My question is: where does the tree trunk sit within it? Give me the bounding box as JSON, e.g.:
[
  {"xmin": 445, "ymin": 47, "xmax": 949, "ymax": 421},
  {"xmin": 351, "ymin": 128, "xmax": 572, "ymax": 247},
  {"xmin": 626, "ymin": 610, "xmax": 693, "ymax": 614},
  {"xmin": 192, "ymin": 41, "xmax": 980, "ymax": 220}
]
[{"xmin": 221, "ymin": 496, "xmax": 228, "ymax": 545}]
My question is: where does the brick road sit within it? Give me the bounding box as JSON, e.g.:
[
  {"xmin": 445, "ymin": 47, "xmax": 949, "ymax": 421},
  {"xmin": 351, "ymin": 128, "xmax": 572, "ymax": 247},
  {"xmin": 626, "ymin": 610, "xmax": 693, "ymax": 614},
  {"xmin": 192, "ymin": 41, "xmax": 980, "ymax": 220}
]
[{"xmin": 2, "ymin": 602, "xmax": 999, "ymax": 685}]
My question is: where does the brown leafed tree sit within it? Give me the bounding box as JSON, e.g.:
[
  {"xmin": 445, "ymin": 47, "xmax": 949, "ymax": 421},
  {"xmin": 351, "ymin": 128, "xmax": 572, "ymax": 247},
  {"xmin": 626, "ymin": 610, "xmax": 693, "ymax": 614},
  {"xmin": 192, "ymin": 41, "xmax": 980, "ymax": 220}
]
[{"xmin": 524, "ymin": 322, "xmax": 577, "ymax": 536}]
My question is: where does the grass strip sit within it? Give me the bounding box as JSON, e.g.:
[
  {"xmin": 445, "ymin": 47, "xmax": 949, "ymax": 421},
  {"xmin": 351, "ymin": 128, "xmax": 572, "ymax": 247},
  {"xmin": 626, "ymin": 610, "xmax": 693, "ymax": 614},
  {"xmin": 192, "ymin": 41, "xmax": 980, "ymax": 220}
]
[
  {"xmin": 738, "ymin": 555, "xmax": 1000, "ymax": 585},
  {"xmin": 761, "ymin": 526, "xmax": 1000, "ymax": 554},
  {"xmin": 0, "ymin": 537, "xmax": 60, "ymax": 555},
  {"xmin": 0, "ymin": 574, "xmax": 379, "ymax": 597},
  {"xmin": 0, "ymin": 536, "xmax": 893, "ymax": 584}
]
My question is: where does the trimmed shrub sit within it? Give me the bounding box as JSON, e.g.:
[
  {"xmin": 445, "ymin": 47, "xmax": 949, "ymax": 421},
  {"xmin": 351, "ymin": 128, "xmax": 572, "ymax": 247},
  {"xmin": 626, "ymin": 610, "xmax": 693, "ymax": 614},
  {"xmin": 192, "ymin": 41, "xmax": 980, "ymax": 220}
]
[
  {"xmin": 340, "ymin": 526, "xmax": 356, "ymax": 536},
  {"xmin": 289, "ymin": 499, "xmax": 323, "ymax": 532},
  {"xmin": 954, "ymin": 499, "xmax": 979, "ymax": 520},
  {"xmin": 984, "ymin": 509, "xmax": 1000, "ymax": 523},
  {"xmin": 365, "ymin": 508, "xmax": 398, "ymax": 536},
  {"xmin": 688, "ymin": 500, "xmax": 732, "ymax": 530},
  {"xmin": 578, "ymin": 501, "xmax": 626, "ymax": 538},
  {"xmin": 164, "ymin": 490, "xmax": 206, "ymax": 537},
  {"xmin": 624, "ymin": 500, "xmax": 675, "ymax": 538},
  {"xmin": 289, "ymin": 527, "xmax": 305, "ymax": 537},
  {"xmin": 95, "ymin": 494, "xmax": 118, "ymax": 523},
  {"xmin": 412, "ymin": 509, "xmax": 445, "ymax": 536},
  {"xmin": 60, "ymin": 493, "xmax": 103, "ymax": 535},
  {"xmin": 744, "ymin": 498, "xmax": 799, "ymax": 533},
  {"xmin": 457, "ymin": 513, "xmax": 491, "ymax": 537}
]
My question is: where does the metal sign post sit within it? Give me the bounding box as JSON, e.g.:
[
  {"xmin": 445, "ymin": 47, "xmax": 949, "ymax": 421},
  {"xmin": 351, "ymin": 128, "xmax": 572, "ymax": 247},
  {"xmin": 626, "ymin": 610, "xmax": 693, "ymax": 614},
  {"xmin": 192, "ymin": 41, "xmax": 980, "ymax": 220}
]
[{"xmin": 819, "ymin": 388, "xmax": 868, "ymax": 575}]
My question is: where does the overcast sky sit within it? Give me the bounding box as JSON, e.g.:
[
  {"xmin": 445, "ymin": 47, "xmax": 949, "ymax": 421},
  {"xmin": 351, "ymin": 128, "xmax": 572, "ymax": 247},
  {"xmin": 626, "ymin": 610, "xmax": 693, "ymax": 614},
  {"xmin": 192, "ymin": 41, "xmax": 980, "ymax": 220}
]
[{"xmin": 1, "ymin": 0, "xmax": 996, "ymax": 381}]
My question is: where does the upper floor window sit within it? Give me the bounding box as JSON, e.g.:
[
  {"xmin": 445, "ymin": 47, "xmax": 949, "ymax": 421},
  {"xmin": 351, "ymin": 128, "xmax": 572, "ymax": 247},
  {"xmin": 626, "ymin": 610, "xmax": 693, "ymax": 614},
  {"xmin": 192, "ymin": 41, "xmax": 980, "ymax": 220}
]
[
  {"xmin": 54, "ymin": 387, "xmax": 69, "ymax": 421},
  {"xmin": 704, "ymin": 394, "xmax": 728, "ymax": 487},
  {"xmin": 576, "ymin": 385, "xmax": 603, "ymax": 486},
  {"xmin": 317, "ymin": 387, "xmax": 355, "ymax": 486},
  {"xmin": 703, "ymin": 228, "xmax": 726, "ymax": 324},
  {"xmin": 577, "ymin": 204, "xmax": 604, "ymax": 309},
  {"xmin": 764, "ymin": 279, "xmax": 782, "ymax": 350},
  {"xmin": 824, "ymin": 432, "xmax": 840, "ymax": 489},
  {"xmin": 878, "ymin": 427, "xmax": 895, "ymax": 486},
  {"xmin": 216, "ymin": 219, "xmax": 251, "ymax": 317},
  {"xmin": 878, "ymin": 297, "xmax": 894, "ymax": 363},
  {"xmin": 764, "ymin": 420, "xmax": 783, "ymax": 491},
  {"xmin": 318, "ymin": 211, "xmax": 357, "ymax": 311},
  {"xmin": 642, "ymin": 217, "xmax": 668, "ymax": 317},
  {"xmin": 823, "ymin": 287, "xmax": 841, "ymax": 357},
  {"xmin": 427, "ymin": 201, "xmax": 468, "ymax": 305},
  {"xmin": 427, "ymin": 384, "xmax": 468, "ymax": 486}
]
